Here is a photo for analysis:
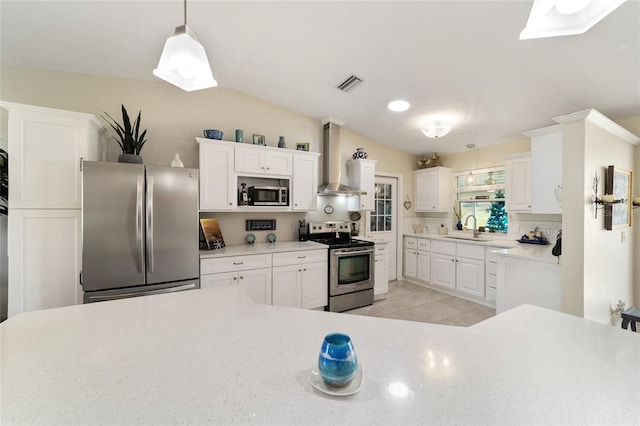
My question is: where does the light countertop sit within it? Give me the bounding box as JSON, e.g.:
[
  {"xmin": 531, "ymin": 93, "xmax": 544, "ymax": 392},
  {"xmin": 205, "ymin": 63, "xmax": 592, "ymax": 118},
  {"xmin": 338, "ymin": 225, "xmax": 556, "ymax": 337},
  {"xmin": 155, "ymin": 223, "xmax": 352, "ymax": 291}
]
[
  {"xmin": 403, "ymin": 232, "xmax": 518, "ymax": 248},
  {"xmin": 493, "ymin": 244, "xmax": 559, "ymax": 264},
  {"xmin": 200, "ymin": 240, "xmax": 327, "ymax": 258},
  {"xmin": 1, "ymin": 286, "xmax": 637, "ymax": 425}
]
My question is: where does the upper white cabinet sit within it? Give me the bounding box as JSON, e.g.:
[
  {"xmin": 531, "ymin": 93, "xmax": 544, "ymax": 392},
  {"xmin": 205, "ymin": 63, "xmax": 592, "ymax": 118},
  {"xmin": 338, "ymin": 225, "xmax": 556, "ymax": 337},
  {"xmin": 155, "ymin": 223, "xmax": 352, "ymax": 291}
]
[
  {"xmin": 2, "ymin": 102, "xmax": 104, "ymax": 209},
  {"xmin": 235, "ymin": 146, "xmax": 292, "ymax": 176},
  {"xmin": 414, "ymin": 167, "xmax": 452, "ymax": 212},
  {"xmin": 292, "ymin": 151, "xmax": 320, "ymax": 211},
  {"xmin": 505, "ymin": 156, "xmax": 531, "ymax": 212},
  {"xmin": 198, "ymin": 140, "xmax": 236, "ymax": 210},
  {"xmin": 347, "ymin": 159, "xmax": 376, "ymax": 211},
  {"xmin": 525, "ymin": 125, "xmax": 562, "ymax": 214}
]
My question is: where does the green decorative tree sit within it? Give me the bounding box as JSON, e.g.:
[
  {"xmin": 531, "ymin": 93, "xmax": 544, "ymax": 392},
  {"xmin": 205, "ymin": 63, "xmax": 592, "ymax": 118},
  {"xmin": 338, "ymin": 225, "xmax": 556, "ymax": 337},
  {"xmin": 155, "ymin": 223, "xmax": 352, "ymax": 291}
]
[{"xmin": 485, "ymin": 190, "xmax": 508, "ymax": 233}]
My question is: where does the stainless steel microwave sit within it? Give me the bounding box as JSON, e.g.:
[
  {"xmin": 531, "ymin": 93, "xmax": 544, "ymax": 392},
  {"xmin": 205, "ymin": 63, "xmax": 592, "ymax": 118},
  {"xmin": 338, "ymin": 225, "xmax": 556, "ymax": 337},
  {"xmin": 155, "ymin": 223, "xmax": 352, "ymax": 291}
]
[{"xmin": 248, "ymin": 186, "xmax": 288, "ymax": 206}]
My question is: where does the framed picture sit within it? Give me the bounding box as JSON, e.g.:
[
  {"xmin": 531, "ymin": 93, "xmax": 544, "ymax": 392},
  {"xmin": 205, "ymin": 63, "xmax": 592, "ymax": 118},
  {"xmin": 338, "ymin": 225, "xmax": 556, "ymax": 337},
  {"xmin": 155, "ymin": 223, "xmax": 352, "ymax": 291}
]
[
  {"xmin": 200, "ymin": 218, "xmax": 225, "ymax": 250},
  {"xmin": 252, "ymin": 134, "xmax": 265, "ymax": 145},
  {"xmin": 604, "ymin": 165, "xmax": 632, "ymax": 230},
  {"xmin": 296, "ymin": 142, "xmax": 310, "ymax": 152}
]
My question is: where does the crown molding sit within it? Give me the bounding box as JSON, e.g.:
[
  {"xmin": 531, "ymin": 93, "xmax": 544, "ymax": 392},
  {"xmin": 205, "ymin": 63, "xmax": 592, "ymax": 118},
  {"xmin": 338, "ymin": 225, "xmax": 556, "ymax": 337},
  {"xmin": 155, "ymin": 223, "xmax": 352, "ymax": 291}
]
[
  {"xmin": 553, "ymin": 109, "xmax": 640, "ymax": 145},
  {"xmin": 523, "ymin": 124, "xmax": 562, "ymax": 138}
]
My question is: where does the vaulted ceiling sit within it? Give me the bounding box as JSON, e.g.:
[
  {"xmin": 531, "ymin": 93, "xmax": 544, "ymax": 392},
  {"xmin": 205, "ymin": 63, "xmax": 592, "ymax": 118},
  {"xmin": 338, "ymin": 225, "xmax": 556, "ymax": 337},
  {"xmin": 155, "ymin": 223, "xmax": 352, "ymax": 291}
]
[{"xmin": 1, "ymin": 1, "xmax": 639, "ymax": 155}]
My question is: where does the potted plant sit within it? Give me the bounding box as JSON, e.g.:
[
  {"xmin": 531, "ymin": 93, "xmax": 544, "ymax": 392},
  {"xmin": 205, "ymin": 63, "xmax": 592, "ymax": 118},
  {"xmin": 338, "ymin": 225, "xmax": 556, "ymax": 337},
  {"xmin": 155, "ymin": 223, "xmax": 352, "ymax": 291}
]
[
  {"xmin": 453, "ymin": 206, "xmax": 463, "ymax": 230},
  {"xmin": 103, "ymin": 105, "xmax": 147, "ymax": 164}
]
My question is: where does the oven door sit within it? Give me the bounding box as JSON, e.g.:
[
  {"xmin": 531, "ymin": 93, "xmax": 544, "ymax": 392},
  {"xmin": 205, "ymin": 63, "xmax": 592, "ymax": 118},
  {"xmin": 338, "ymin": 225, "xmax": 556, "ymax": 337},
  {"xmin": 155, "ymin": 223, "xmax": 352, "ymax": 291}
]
[{"xmin": 329, "ymin": 246, "xmax": 374, "ymax": 296}]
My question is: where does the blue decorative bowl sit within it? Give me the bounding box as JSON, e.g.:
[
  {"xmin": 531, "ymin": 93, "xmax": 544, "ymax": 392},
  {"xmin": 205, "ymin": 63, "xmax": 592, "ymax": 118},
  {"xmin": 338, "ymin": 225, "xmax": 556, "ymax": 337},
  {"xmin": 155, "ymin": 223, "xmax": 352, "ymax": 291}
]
[
  {"xmin": 203, "ymin": 129, "xmax": 223, "ymax": 140},
  {"xmin": 318, "ymin": 333, "xmax": 357, "ymax": 387}
]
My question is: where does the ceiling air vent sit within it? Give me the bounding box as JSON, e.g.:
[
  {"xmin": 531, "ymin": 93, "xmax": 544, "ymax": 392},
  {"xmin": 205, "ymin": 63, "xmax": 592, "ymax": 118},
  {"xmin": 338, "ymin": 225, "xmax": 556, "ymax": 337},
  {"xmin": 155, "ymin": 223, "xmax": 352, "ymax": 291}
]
[{"xmin": 337, "ymin": 75, "xmax": 363, "ymax": 92}]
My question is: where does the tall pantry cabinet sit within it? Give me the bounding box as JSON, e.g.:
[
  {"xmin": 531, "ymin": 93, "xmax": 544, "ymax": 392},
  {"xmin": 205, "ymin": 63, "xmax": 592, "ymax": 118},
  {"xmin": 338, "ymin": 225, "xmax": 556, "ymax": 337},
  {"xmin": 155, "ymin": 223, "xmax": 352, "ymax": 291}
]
[{"xmin": 2, "ymin": 102, "xmax": 105, "ymax": 317}]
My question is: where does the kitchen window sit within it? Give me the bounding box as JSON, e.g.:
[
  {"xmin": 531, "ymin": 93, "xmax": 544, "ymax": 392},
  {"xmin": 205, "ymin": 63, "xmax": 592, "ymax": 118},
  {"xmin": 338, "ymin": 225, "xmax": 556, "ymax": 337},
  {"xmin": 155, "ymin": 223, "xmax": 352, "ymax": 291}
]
[{"xmin": 455, "ymin": 168, "xmax": 508, "ymax": 233}]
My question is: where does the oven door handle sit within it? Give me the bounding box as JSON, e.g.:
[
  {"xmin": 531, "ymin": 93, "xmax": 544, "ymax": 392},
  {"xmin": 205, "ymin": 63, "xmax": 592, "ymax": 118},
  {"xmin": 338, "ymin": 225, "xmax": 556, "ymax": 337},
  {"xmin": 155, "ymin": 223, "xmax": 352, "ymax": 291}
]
[{"xmin": 332, "ymin": 247, "xmax": 375, "ymax": 256}]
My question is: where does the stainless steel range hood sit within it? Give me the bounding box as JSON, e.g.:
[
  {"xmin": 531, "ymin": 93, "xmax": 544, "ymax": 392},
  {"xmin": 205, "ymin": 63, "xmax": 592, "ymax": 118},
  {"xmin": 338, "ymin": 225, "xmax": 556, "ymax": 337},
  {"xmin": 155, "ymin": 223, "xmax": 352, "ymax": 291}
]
[{"xmin": 317, "ymin": 122, "xmax": 366, "ymax": 196}]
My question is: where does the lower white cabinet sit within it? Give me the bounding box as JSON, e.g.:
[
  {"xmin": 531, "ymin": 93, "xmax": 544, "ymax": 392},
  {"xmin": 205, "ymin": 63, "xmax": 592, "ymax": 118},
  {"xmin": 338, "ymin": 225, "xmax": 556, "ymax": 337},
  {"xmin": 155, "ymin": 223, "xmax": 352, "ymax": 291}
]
[
  {"xmin": 272, "ymin": 249, "xmax": 328, "ymax": 309},
  {"xmin": 200, "ymin": 254, "xmax": 273, "ymax": 305},
  {"xmin": 485, "ymin": 246, "xmax": 500, "ymax": 302},
  {"xmin": 374, "ymin": 242, "xmax": 389, "ymax": 296},
  {"xmin": 416, "ymin": 238, "xmax": 431, "ymax": 283},
  {"xmin": 403, "ymin": 237, "xmax": 418, "ymax": 279},
  {"xmin": 430, "ymin": 252, "xmax": 456, "ymax": 289},
  {"xmin": 8, "ymin": 209, "xmax": 82, "ymax": 317},
  {"xmin": 201, "ymin": 269, "xmax": 272, "ymax": 305}
]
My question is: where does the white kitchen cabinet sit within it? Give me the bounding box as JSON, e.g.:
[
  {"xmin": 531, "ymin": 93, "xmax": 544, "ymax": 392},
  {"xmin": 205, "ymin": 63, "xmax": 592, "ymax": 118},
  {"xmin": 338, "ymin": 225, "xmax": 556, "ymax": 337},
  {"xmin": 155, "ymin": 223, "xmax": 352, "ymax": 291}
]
[
  {"xmin": 403, "ymin": 237, "xmax": 417, "ymax": 279},
  {"xmin": 2, "ymin": 102, "xmax": 104, "ymax": 317},
  {"xmin": 272, "ymin": 249, "xmax": 328, "ymax": 309},
  {"xmin": 416, "ymin": 238, "xmax": 430, "ymax": 283},
  {"xmin": 235, "ymin": 146, "xmax": 292, "ymax": 176},
  {"xmin": 374, "ymin": 242, "xmax": 389, "ymax": 296},
  {"xmin": 8, "ymin": 209, "xmax": 82, "ymax": 317},
  {"xmin": 526, "ymin": 125, "xmax": 562, "ymax": 214},
  {"xmin": 200, "ymin": 253, "xmax": 272, "ymax": 305},
  {"xmin": 292, "ymin": 151, "xmax": 320, "ymax": 211},
  {"xmin": 414, "ymin": 167, "xmax": 452, "ymax": 212},
  {"xmin": 429, "ymin": 240, "xmax": 484, "ymax": 296},
  {"xmin": 2, "ymin": 102, "xmax": 105, "ymax": 209},
  {"xmin": 347, "ymin": 159, "xmax": 376, "ymax": 211},
  {"xmin": 484, "ymin": 246, "xmax": 500, "ymax": 302},
  {"xmin": 197, "ymin": 139, "xmax": 237, "ymax": 210},
  {"xmin": 505, "ymin": 156, "xmax": 531, "ymax": 212}
]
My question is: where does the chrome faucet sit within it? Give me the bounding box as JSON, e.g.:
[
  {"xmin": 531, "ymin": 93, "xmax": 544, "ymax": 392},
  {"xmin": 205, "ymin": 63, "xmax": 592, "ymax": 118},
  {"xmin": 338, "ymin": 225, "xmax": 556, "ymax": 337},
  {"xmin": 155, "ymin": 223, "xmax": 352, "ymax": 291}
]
[{"xmin": 464, "ymin": 215, "xmax": 479, "ymax": 238}]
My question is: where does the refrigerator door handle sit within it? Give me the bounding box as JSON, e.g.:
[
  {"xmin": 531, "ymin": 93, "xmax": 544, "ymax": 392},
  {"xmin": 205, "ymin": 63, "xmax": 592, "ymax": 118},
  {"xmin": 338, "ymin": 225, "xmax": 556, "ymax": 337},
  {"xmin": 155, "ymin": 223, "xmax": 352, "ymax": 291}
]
[
  {"xmin": 146, "ymin": 175, "xmax": 154, "ymax": 273},
  {"xmin": 136, "ymin": 175, "xmax": 144, "ymax": 274},
  {"xmin": 85, "ymin": 283, "xmax": 198, "ymax": 302}
]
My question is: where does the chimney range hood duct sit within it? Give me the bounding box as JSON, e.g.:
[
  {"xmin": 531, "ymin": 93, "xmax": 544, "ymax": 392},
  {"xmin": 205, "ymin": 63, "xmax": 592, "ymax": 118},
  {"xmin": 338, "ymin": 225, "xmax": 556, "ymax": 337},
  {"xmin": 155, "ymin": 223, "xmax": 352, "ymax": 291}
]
[{"xmin": 317, "ymin": 122, "xmax": 366, "ymax": 196}]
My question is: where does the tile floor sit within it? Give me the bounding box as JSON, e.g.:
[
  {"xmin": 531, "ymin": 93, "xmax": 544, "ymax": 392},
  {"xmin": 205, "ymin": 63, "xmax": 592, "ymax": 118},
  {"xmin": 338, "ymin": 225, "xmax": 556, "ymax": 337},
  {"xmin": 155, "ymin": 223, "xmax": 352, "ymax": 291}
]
[{"xmin": 344, "ymin": 280, "xmax": 496, "ymax": 327}]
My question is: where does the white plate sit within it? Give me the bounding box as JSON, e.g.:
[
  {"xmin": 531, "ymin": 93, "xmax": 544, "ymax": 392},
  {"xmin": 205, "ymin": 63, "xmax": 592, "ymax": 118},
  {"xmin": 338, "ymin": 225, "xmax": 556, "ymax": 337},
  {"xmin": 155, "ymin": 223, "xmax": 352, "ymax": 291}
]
[{"xmin": 309, "ymin": 364, "xmax": 364, "ymax": 396}]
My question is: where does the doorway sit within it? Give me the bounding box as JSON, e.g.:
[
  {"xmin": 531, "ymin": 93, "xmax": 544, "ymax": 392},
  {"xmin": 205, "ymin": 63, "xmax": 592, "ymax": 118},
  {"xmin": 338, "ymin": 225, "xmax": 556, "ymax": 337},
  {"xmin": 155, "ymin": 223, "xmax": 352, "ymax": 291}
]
[{"xmin": 366, "ymin": 175, "xmax": 400, "ymax": 281}]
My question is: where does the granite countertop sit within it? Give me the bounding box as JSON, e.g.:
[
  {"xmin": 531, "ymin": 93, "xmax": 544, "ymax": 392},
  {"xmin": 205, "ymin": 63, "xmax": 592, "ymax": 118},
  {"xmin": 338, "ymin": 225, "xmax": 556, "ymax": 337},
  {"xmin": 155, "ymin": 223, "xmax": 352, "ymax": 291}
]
[
  {"xmin": 200, "ymin": 240, "xmax": 328, "ymax": 258},
  {"xmin": 493, "ymin": 244, "xmax": 560, "ymax": 264},
  {"xmin": 1, "ymin": 286, "xmax": 637, "ymax": 425},
  {"xmin": 403, "ymin": 232, "xmax": 518, "ymax": 248}
]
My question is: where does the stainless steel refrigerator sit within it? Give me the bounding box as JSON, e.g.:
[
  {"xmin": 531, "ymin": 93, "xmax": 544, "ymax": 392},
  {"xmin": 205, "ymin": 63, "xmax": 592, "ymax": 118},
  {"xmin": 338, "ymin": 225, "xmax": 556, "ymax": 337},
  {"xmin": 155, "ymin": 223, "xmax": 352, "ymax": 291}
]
[{"xmin": 81, "ymin": 161, "xmax": 199, "ymax": 303}]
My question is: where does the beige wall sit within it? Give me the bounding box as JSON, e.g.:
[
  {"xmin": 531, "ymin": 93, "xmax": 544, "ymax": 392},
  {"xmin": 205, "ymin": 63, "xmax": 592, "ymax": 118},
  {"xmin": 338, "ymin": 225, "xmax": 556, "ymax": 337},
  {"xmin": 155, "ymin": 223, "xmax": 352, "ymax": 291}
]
[{"xmin": 0, "ymin": 66, "xmax": 416, "ymax": 246}]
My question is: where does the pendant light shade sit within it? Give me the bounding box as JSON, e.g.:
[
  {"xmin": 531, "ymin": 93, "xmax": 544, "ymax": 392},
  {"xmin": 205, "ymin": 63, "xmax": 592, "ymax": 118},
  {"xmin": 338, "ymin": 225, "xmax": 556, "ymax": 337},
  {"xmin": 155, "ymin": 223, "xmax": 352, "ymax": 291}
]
[
  {"xmin": 465, "ymin": 171, "xmax": 477, "ymax": 185},
  {"xmin": 153, "ymin": 1, "xmax": 217, "ymax": 91}
]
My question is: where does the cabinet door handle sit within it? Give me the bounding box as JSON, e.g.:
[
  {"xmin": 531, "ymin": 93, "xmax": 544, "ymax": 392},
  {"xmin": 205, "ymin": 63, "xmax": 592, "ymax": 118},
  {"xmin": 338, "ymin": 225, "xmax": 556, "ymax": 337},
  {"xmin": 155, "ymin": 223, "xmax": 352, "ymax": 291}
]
[
  {"xmin": 303, "ymin": 268, "xmax": 307, "ymax": 272},
  {"xmin": 229, "ymin": 202, "xmax": 232, "ymax": 206},
  {"xmin": 239, "ymin": 276, "xmax": 243, "ymax": 280},
  {"xmin": 297, "ymin": 255, "xmax": 306, "ymax": 259},
  {"xmin": 298, "ymin": 269, "xmax": 302, "ymax": 272},
  {"xmin": 267, "ymin": 166, "xmax": 270, "ymax": 170},
  {"xmin": 233, "ymin": 276, "xmax": 237, "ymax": 281},
  {"xmin": 233, "ymin": 262, "xmax": 244, "ymax": 265}
]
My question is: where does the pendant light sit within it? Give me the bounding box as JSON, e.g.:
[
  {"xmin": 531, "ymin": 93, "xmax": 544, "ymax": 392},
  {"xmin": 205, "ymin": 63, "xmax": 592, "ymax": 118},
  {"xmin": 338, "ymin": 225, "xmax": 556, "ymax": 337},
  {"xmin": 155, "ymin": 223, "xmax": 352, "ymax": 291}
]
[
  {"xmin": 153, "ymin": 0, "xmax": 217, "ymax": 91},
  {"xmin": 464, "ymin": 144, "xmax": 477, "ymax": 185}
]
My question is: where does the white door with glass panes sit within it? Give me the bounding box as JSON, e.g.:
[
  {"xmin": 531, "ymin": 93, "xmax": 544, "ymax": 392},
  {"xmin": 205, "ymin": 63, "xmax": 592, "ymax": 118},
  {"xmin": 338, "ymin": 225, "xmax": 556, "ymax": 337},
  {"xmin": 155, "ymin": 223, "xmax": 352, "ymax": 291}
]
[{"xmin": 367, "ymin": 176, "xmax": 398, "ymax": 281}]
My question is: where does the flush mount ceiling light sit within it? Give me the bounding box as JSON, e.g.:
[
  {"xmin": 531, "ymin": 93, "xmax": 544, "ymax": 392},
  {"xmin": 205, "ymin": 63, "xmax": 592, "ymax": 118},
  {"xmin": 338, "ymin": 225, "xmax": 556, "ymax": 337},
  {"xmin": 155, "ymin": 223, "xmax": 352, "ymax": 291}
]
[
  {"xmin": 420, "ymin": 120, "xmax": 453, "ymax": 139},
  {"xmin": 387, "ymin": 100, "xmax": 410, "ymax": 112},
  {"xmin": 153, "ymin": 0, "xmax": 217, "ymax": 91},
  {"xmin": 520, "ymin": 0, "xmax": 627, "ymax": 40}
]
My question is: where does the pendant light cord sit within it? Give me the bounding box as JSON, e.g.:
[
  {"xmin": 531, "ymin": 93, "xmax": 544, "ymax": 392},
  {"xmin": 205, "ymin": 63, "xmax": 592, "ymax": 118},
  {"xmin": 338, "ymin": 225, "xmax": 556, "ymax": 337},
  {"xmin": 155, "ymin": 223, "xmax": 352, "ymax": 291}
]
[{"xmin": 183, "ymin": 0, "xmax": 188, "ymax": 26}]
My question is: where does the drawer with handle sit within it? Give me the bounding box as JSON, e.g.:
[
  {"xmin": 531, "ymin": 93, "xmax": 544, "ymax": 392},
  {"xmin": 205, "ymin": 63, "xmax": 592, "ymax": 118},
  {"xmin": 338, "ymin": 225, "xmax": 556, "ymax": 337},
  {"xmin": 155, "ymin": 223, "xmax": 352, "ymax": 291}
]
[
  {"xmin": 201, "ymin": 254, "xmax": 272, "ymax": 274},
  {"xmin": 272, "ymin": 249, "xmax": 328, "ymax": 267}
]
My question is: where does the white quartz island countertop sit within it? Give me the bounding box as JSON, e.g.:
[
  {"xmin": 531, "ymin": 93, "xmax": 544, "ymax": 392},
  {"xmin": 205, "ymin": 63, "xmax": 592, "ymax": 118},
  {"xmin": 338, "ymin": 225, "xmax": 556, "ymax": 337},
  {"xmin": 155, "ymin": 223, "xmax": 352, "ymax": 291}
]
[{"xmin": 2, "ymin": 287, "xmax": 639, "ymax": 425}]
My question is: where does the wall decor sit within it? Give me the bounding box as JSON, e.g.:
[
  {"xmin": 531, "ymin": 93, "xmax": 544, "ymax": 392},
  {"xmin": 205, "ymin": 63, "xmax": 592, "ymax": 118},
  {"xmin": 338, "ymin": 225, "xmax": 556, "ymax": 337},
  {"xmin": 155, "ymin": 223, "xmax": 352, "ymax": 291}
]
[
  {"xmin": 200, "ymin": 218, "xmax": 225, "ymax": 250},
  {"xmin": 252, "ymin": 134, "xmax": 266, "ymax": 145},
  {"xmin": 604, "ymin": 165, "xmax": 632, "ymax": 230},
  {"xmin": 296, "ymin": 142, "xmax": 310, "ymax": 152}
]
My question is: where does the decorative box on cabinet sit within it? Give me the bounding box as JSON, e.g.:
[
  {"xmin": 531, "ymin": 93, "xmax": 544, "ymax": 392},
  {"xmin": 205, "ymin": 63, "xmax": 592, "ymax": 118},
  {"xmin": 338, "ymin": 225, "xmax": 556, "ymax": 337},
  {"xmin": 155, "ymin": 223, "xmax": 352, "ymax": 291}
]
[
  {"xmin": 197, "ymin": 138, "xmax": 236, "ymax": 210},
  {"xmin": 235, "ymin": 145, "xmax": 292, "ymax": 176},
  {"xmin": 525, "ymin": 125, "xmax": 562, "ymax": 214},
  {"xmin": 272, "ymin": 249, "xmax": 328, "ymax": 309},
  {"xmin": 374, "ymin": 242, "xmax": 389, "ymax": 296},
  {"xmin": 2, "ymin": 102, "xmax": 105, "ymax": 317},
  {"xmin": 505, "ymin": 155, "xmax": 531, "ymax": 212},
  {"xmin": 347, "ymin": 159, "xmax": 376, "ymax": 211},
  {"xmin": 200, "ymin": 254, "xmax": 272, "ymax": 305},
  {"xmin": 414, "ymin": 167, "xmax": 452, "ymax": 212},
  {"xmin": 292, "ymin": 151, "xmax": 320, "ymax": 211}
]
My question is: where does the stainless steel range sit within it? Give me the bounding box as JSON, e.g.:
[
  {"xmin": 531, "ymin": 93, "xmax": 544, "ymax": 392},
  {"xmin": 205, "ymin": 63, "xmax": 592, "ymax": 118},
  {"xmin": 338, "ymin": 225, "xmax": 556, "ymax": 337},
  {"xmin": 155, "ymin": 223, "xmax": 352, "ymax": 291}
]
[{"xmin": 306, "ymin": 222, "xmax": 374, "ymax": 312}]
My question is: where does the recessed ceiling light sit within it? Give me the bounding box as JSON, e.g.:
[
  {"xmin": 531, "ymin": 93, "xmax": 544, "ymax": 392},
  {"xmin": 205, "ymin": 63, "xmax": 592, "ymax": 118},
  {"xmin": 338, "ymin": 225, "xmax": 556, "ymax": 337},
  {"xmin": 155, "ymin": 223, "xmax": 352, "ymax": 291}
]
[{"xmin": 387, "ymin": 100, "xmax": 410, "ymax": 112}]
